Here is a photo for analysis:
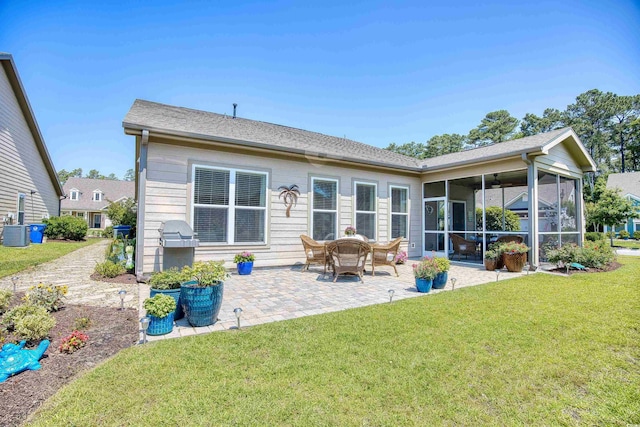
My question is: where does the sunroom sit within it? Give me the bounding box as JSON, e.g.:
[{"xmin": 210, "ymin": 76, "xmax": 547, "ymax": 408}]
[{"xmin": 419, "ymin": 128, "xmax": 596, "ymax": 267}]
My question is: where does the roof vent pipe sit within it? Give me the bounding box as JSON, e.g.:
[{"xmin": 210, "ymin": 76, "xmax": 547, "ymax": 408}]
[{"xmin": 233, "ymin": 103, "xmax": 237, "ymax": 119}]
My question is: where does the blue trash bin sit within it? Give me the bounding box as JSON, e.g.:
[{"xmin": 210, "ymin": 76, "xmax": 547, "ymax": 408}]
[
  {"xmin": 29, "ymin": 224, "xmax": 46, "ymax": 244},
  {"xmin": 113, "ymin": 225, "xmax": 131, "ymax": 239}
]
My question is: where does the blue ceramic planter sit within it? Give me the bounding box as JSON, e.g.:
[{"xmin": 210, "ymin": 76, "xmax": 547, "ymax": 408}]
[
  {"xmin": 180, "ymin": 281, "xmax": 224, "ymax": 327},
  {"xmin": 415, "ymin": 278, "xmax": 433, "ymax": 293},
  {"xmin": 432, "ymin": 271, "xmax": 448, "ymax": 289},
  {"xmin": 237, "ymin": 261, "xmax": 253, "ymax": 275},
  {"xmin": 147, "ymin": 311, "xmax": 175, "ymax": 336},
  {"xmin": 150, "ymin": 288, "xmax": 184, "ymax": 320}
]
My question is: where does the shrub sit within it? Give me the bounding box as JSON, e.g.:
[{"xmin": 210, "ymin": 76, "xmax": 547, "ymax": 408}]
[
  {"xmin": 43, "ymin": 216, "xmax": 88, "ymax": 240},
  {"xmin": 105, "ymin": 198, "xmax": 137, "ymax": 237},
  {"xmin": 476, "ymin": 206, "xmax": 521, "ymax": 231},
  {"xmin": 547, "ymin": 241, "xmax": 615, "ymax": 269},
  {"xmin": 143, "ymin": 294, "xmax": 177, "ymax": 318},
  {"xmin": 148, "ymin": 267, "xmax": 186, "ymax": 290},
  {"xmin": 0, "ymin": 290, "xmax": 12, "ymax": 314},
  {"xmin": 233, "ymin": 251, "xmax": 255, "ymax": 263},
  {"xmin": 102, "ymin": 226, "xmax": 114, "ymax": 238},
  {"xmin": 606, "ymin": 231, "xmax": 616, "ymax": 239},
  {"xmin": 3, "ymin": 304, "xmax": 55, "ymax": 341},
  {"xmin": 59, "ymin": 330, "xmax": 89, "ymax": 354},
  {"xmin": 74, "ymin": 316, "xmax": 92, "ymax": 330},
  {"xmin": 635, "ymin": 231, "xmax": 640, "ymax": 240},
  {"xmin": 619, "ymin": 230, "xmax": 630, "ymax": 239},
  {"xmin": 412, "ymin": 256, "xmax": 439, "ymax": 279},
  {"xmin": 23, "ymin": 283, "xmax": 68, "ymax": 312},
  {"xmin": 95, "ymin": 260, "xmax": 126, "ymax": 278},
  {"xmin": 584, "ymin": 232, "xmax": 605, "ymax": 242}
]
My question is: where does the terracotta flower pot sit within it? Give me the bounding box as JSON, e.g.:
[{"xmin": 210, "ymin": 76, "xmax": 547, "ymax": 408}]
[{"xmin": 503, "ymin": 252, "xmax": 527, "ymax": 272}]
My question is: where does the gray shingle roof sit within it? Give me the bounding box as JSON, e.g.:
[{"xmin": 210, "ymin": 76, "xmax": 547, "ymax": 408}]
[
  {"xmin": 123, "ymin": 99, "xmax": 423, "ymax": 170},
  {"xmin": 123, "ymin": 100, "xmax": 595, "ymax": 173},
  {"xmin": 607, "ymin": 172, "xmax": 640, "ymax": 199},
  {"xmin": 61, "ymin": 178, "xmax": 135, "ymax": 211},
  {"xmin": 420, "ymin": 127, "xmax": 576, "ymax": 171}
]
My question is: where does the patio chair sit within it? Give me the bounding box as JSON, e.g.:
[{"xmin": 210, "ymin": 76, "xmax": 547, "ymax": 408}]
[
  {"xmin": 326, "ymin": 239, "xmax": 371, "ymax": 283},
  {"xmin": 495, "ymin": 235, "xmax": 523, "ymax": 244},
  {"xmin": 450, "ymin": 233, "xmax": 478, "ymax": 261},
  {"xmin": 300, "ymin": 235, "xmax": 329, "ymax": 274},
  {"xmin": 371, "ymin": 237, "xmax": 403, "ymax": 277}
]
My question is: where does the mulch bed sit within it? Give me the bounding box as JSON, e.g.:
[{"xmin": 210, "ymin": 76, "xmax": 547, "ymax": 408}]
[
  {"xmin": 0, "ymin": 293, "xmax": 139, "ymax": 427},
  {"xmin": 547, "ymin": 261, "xmax": 622, "ymax": 275},
  {"xmin": 90, "ymin": 272, "xmax": 139, "ymax": 285}
]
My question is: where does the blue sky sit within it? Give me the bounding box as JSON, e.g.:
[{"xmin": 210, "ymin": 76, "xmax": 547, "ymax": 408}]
[{"xmin": 1, "ymin": 0, "xmax": 639, "ymax": 179}]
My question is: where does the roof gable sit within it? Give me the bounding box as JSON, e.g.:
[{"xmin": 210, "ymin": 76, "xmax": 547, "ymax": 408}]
[{"xmin": 61, "ymin": 178, "xmax": 135, "ymax": 211}]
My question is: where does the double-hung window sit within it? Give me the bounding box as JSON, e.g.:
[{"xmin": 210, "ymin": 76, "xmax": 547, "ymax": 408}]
[
  {"xmin": 69, "ymin": 189, "xmax": 79, "ymax": 201},
  {"xmin": 92, "ymin": 191, "xmax": 102, "ymax": 202},
  {"xmin": 390, "ymin": 185, "xmax": 409, "ymax": 239},
  {"xmin": 355, "ymin": 182, "xmax": 377, "ymax": 240},
  {"xmin": 311, "ymin": 178, "xmax": 338, "ymax": 241},
  {"xmin": 193, "ymin": 166, "xmax": 267, "ymax": 244}
]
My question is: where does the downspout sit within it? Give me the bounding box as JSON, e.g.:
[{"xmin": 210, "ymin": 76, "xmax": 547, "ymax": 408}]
[
  {"xmin": 135, "ymin": 129, "xmax": 149, "ymax": 281},
  {"xmin": 522, "ymin": 153, "xmax": 537, "ymax": 267}
]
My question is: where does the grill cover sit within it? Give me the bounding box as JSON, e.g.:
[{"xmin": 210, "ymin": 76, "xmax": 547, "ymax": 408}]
[{"xmin": 159, "ymin": 220, "xmax": 199, "ymax": 248}]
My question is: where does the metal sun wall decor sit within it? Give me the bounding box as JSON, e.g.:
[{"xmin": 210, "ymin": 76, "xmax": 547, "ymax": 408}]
[{"xmin": 278, "ymin": 184, "xmax": 300, "ymax": 218}]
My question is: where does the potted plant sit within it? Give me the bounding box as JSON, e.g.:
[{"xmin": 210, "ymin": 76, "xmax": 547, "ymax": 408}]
[
  {"xmin": 148, "ymin": 267, "xmax": 187, "ymax": 320},
  {"xmin": 394, "ymin": 250, "xmax": 408, "ymax": 265},
  {"xmin": 412, "ymin": 256, "xmax": 439, "ymax": 293},
  {"xmin": 344, "ymin": 226, "xmax": 356, "ymax": 236},
  {"xmin": 234, "ymin": 251, "xmax": 255, "ymax": 275},
  {"xmin": 432, "ymin": 256, "xmax": 450, "ymax": 289},
  {"xmin": 180, "ymin": 261, "xmax": 229, "ymax": 327},
  {"xmin": 501, "ymin": 241, "xmax": 529, "ymax": 272},
  {"xmin": 483, "ymin": 248, "xmax": 501, "ymax": 271},
  {"xmin": 143, "ymin": 294, "xmax": 177, "ymax": 336}
]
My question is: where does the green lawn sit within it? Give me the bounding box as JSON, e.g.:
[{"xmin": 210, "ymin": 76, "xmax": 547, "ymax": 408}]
[
  {"xmin": 609, "ymin": 239, "xmax": 640, "ymax": 249},
  {"xmin": 29, "ymin": 258, "xmax": 640, "ymax": 426},
  {"xmin": 0, "ymin": 239, "xmax": 101, "ymax": 279}
]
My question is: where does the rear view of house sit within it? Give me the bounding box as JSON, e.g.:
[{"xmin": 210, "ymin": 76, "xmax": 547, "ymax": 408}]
[
  {"xmin": 60, "ymin": 178, "xmax": 135, "ymax": 229},
  {"xmin": 0, "ymin": 53, "xmax": 63, "ymax": 241}
]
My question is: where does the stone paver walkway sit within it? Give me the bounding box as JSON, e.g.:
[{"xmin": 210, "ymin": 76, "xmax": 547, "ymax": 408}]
[
  {"xmin": 143, "ymin": 261, "xmax": 534, "ymax": 341},
  {"xmin": 0, "ymin": 240, "xmax": 138, "ymax": 308}
]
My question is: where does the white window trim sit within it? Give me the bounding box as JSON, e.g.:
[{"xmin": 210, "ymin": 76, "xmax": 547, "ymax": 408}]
[
  {"xmin": 390, "ymin": 185, "xmax": 409, "ymax": 239},
  {"xmin": 353, "ymin": 181, "xmax": 377, "ymax": 241},
  {"xmin": 69, "ymin": 189, "xmax": 79, "ymax": 201},
  {"xmin": 92, "ymin": 190, "xmax": 103, "ymax": 202},
  {"xmin": 191, "ymin": 164, "xmax": 269, "ymax": 245},
  {"xmin": 311, "ymin": 177, "xmax": 339, "ymax": 241},
  {"xmin": 16, "ymin": 193, "xmax": 25, "ymax": 225}
]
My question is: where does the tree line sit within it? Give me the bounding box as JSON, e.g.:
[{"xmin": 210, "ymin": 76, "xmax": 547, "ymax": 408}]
[
  {"xmin": 386, "ymin": 89, "xmax": 640, "ymax": 174},
  {"xmin": 57, "ymin": 168, "xmax": 135, "ymax": 184}
]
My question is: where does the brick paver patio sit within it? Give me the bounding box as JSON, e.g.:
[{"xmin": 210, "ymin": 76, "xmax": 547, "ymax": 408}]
[{"xmin": 0, "ymin": 240, "xmax": 535, "ymax": 343}]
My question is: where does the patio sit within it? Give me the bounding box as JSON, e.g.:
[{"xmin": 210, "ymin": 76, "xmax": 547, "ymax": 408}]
[{"xmin": 141, "ymin": 260, "xmax": 533, "ymax": 341}]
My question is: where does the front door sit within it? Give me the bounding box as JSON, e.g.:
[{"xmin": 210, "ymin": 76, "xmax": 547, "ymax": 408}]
[
  {"xmin": 423, "ymin": 198, "xmax": 447, "ymax": 257},
  {"xmin": 93, "ymin": 214, "xmax": 101, "ymax": 229}
]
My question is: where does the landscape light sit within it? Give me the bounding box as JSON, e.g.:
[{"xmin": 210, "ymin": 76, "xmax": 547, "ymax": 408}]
[
  {"xmin": 524, "ymin": 263, "xmax": 530, "ymax": 276},
  {"xmin": 11, "ymin": 277, "xmax": 18, "ymax": 292},
  {"xmin": 118, "ymin": 289, "xmax": 127, "ymax": 310},
  {"xmin": 234, "ymin": 307, "xmax": 243, "ymax": 329},
  {"xmin": 388, "ymin": 289, "xmax": 395, "ymax": 303},
  {"xmin": 496, "ymin": 270, "xmax": 501, "ymax": 282},
  {"xmin": 140, "ymin": 317, "xmax": 150, "ymax": 344}
]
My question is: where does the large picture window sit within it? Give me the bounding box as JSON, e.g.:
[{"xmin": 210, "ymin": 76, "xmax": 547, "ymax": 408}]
[
  {"xmin": 355, "ymin": 182, "xmax": 376, "ymax": 240},
  {"xmin": 312, "ymin": 178, "xmax": 338, "ymax": 241},
  {"xmin": 193, "ymin": 166, "xmax": 267, "ymax": 244},
  {"xmin": 390, "ymin": 185, "xmax": 409, "ymax": 239}
]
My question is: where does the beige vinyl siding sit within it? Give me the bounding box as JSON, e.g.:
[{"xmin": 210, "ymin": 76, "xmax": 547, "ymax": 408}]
[
  {"xmin": 535, "ymin": 142, "xmax": 584, "ymax": 178},
  {"xmin": 141, "ymin": 141, "xmax": 422, "ymax": 273},
  {"xmin": 0, "ymin": 66, "xmax": 58, "ymax": 237}
]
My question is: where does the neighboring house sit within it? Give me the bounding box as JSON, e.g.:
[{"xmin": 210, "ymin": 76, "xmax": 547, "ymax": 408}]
[
  {"xmin": 60, "ymin": 178, "xmax": 135, "ymax": 229},
  {"xmin": 0, "ymin": 53, "xmax": 63, "ymax": 240},
  {"xmin": 123, "ymin": 99, "xmax": 596, "ymax": 278},
  {"xmin": 605, "ymin": 171, "xmax": 640, "ymax": 236}
]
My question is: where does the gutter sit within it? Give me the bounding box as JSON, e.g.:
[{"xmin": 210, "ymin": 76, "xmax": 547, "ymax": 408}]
[{"xmin": 135, "ymin": 129, "xmax": 149, "ymax": 281}]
